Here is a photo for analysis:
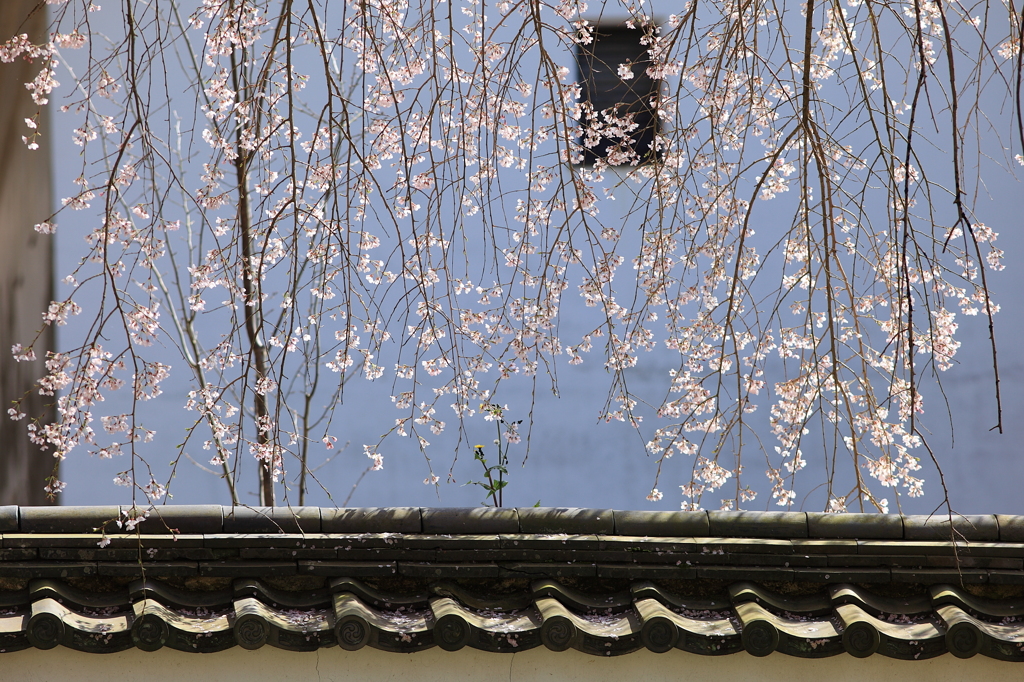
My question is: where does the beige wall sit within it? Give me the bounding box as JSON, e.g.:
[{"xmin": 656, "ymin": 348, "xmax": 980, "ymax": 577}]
[
  {"xmin": 0, "ymin": 1, "xmax": 55, "ymax": 505},
  {"xmin": 0, "ymin": 646, "xmax": 1018, "ymax": 682}
]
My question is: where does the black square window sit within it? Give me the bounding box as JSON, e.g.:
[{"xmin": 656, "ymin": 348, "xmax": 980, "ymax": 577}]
[{"xmin": 575, "ymin": 27, "xmax": 661, "ymax": 166}]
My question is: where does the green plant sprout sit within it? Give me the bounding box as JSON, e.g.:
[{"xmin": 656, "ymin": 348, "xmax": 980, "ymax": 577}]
[{"xmin": 465, "ymin": 404, "xmax": 522, "ymax": 507}]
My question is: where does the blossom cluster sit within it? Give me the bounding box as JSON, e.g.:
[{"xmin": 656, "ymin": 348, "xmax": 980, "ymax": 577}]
[{"xmin": 8, "ymin": 0, "xmax": 1015, "ymax": 510}]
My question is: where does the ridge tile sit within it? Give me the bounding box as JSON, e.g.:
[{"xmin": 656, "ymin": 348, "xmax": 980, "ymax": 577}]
[
  {"xmin": 518, "ymin": 508, "xmax": 614, "ymax": 535},
  {"xmin": 903, "ymin": 514, "xmax": 999, "ymax": 541},
  {"xmin": 20, "ymin": 506, "xmax": 119, "ymax": 534},
  {"xmin": 221, "ymin": 507, "xmax": 320, "ymax": 534},
  {"xmin": 123, "ymin": 505, "xmax": 223, "ymax": 534},
  {"xmin": 808, "ymin": 512, "xmax": 902, "ymax": 539},
  {"xmin": 708, "ymin": 512, "xmax": 807, "ymax": 538},
  {"xmin": 321, "ymin": 507, "xmax": 421, "ymax": 534},
  {"xmin": 613, "ymin": 510, "xmax": 708, "ymax": 537},
  {"xmin": 421, "ymin": 508, "xmax": 518, "ymax": 534},
  {"xmin": 0, "ymin": 506, "xmax": 17, "ymax": 533}
]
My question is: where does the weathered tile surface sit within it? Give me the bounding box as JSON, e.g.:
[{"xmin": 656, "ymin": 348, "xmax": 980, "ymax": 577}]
[{"xmin": 0, "ymin": 506, "xmax": 1023, "ymax": 659}]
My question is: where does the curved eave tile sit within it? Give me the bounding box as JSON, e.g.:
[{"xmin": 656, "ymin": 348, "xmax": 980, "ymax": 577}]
[
  {"xmin": 132, "ymin": 600, "xmax": 234, "ymax": 653},
  {"xmin": 332, "ymin": 592, "xmax": 434, "ymax": 652},
  {"xmin": 430, "ymin": 581, "xmax": 534, "ymax": 612},
  {"xmin": 29, "ymin": 597, "xmax": 133, "ymax": 653},
  {"xmin": 131, "ymin": 579, "xmax": 233, "ymax": 612},
  {"xmin": 633, "ymin": 597, "xmax": 740, "ymax": 655},
  {"xmin": 0, "ymin": 612, "xmax": 30, "ymax": 653},
  {"xmin": 630, "ymin": 581, "xmax": 730, "ymax": 612},
  {"xmin": 429, "ymin": 596, "xmax": 542, "ymax": 652},
  {"xmin": 329, "ymin": 577, "xmax": 430, "ymax": 610},
  {"xmin": 534, "ymin": 596, "xmax": 643, "ymax": 656},
  {"xmin": 729, "ymin": 582, "xmax": 833, "ymax": 616},
  {"xmin": 931, "ymin": 584, "xmax": 1024, "ymax": 620},
  {"xmin": 830, "ymin": 584, "xmax": 933, "ymax": 616},
  {"xmin": 835, "ymin": 603, "xmax": 946, "ymax": 659},
  {"xmin": 31, "ymin": 578, "xmax": 128, "ymax": 612},
  {"xmin": 233, "ymin": 596, "xmax": 333, "ymax": 651},
  {"xmin": 936, "ymin": 603, "xmax": 1024, "ymax": 661},
  {"xmin": 531, "ymin": 579, "xmax": 633, "ymax": 613},
  {"xmin": 0, "ymin": 578, "xmax": 998, "ymax": 658},
  {"xmin": 734, "ymin": 601, "xmax": 843, "ymax": 658}
]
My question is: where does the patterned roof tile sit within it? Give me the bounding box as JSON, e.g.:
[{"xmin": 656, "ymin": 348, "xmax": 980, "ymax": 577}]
[{"xmin": 1, "ymin": 506, "xmax": 1024, "ymax": 659}]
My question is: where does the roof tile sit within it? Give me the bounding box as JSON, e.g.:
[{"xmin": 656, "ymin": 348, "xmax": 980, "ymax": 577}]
[
  {"xmin": 903, "ymin": 514, "xmax": 999, "ymax": 541},
  {"xmin": 125, "ymin": 505, "xmax": 223, "ymax": 534},
  {"xmin": 4, "ymin": 506, "xmax": 1024, "ymax": 660},
  {"xmin": 0, "ymin": 506, "xmax": 18, "ymax": 533},
  {"xmin": 321, "ymin": 507, "xmax": 421, "ymax": 534},
  {"xmin": 997, "ymin": 515, "xmax": 1024, "ymax": 543},
  {"xmin": 708, "ymin": 511, "xmax": 807, "ymax": 538},
  {"xmin": 808, "ymin": 512, "xmax": 902, "ymax": 539},
  {"xmin": 19, "ymin": 506, "xmax": 119, "ymax": 534},
  {"xmin": 421, "ymin": 507, "xmax": 518, "ymax": 534},
  {"xmin": 613, "ymin": 510, "xmax": 708, "ymax": 536},
  {"xmin": 518, "ymin": 507, "xmax": 613, "ymax": 534},
  {"xmin": 222, "ymin": 507, "xmax": 320, "ymax": 534}
]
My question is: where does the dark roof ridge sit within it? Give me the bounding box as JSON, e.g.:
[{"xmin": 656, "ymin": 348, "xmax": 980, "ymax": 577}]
[
  {"xmin": 5, "ymin": 507, "xmax": 1024, "ymax": 659},
  {"xmin": 1, "ymin": 506, "xmax": 1019, "ymax": 541}
]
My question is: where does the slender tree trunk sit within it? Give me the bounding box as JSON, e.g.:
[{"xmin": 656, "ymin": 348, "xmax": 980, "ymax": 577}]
[{"xmin": 237, "ymin": 153, "xmax": 275, "ymax": 507}]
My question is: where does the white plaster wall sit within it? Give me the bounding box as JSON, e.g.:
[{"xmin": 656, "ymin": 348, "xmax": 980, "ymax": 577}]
[{"xmin": 1, "ymin": 647, "xmax": 1019, "ymax": 682}]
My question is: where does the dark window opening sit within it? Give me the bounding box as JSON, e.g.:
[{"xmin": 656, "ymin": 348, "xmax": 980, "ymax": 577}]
[{"xmin": 575, "ymin": 27, "xmax": 661, "ymax": 166}]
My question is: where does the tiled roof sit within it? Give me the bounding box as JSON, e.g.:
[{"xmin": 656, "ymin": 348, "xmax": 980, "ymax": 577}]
[{"xmin": 2, "ymin": 506, "xmax": 1024, "ymax": 659}]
